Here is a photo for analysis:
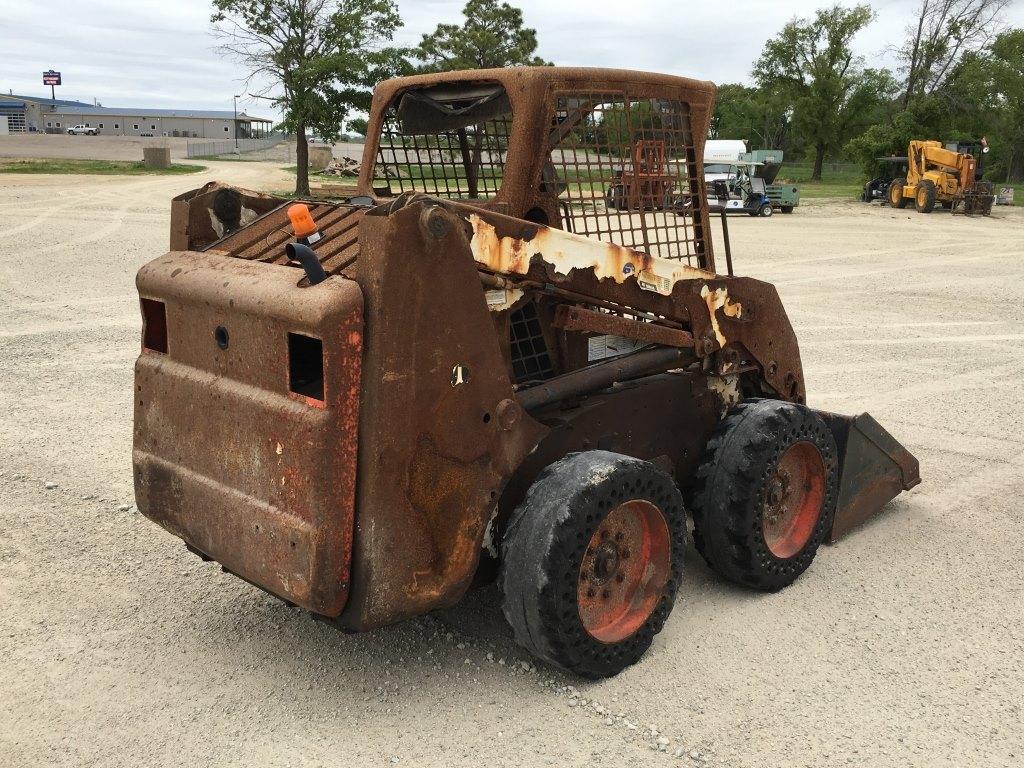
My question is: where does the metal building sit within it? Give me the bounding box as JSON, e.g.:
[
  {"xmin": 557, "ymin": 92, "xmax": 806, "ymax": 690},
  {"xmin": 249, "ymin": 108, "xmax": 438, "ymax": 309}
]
[
  {"xmin": 1, "ymin": 94, "xmax": 94, "ymax": 133},
  {"xmin": 2, "ymin": 93, "xmax": 273, "ymax": 139}
]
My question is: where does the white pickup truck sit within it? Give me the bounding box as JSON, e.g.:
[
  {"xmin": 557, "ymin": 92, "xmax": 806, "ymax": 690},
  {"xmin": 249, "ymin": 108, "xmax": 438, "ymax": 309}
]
[{"xmin": 67, "ymin": 124, "xmax": 100, "ymax": 136}]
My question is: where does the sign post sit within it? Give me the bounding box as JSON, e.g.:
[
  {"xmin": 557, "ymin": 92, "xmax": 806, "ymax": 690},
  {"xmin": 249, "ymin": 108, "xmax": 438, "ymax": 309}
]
[{"xmin": 43, "ymin": 70, "xmax": 61, "ymax": 102}]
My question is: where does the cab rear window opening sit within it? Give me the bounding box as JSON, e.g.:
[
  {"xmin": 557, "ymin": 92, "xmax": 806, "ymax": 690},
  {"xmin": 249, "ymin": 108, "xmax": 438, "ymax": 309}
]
[
  {"xmin": 372, "ymin": 83, "xmax": 513, "ymax": 200},
  {"xmin": 370, "ymin": 85, "xmax": 703, "ymax": 264}
]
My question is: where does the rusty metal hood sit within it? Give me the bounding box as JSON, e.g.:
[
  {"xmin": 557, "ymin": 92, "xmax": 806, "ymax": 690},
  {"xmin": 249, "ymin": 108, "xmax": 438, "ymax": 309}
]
[{"xmin": 133, "ymin": 252, "xmax": 363, "ymax": 617}]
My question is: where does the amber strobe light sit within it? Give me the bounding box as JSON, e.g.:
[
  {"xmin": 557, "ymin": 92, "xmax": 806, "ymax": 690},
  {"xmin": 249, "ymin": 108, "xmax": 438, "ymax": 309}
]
[{"xmin": 288, "ymin": 203, "xmax": 321, "ymax": 243}]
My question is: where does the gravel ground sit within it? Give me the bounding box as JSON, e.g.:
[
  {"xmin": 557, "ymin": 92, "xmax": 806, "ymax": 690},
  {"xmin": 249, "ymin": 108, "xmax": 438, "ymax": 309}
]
[{"xmin": 1, "ymin": 165, "xmax": 1022, "ymax": 768}]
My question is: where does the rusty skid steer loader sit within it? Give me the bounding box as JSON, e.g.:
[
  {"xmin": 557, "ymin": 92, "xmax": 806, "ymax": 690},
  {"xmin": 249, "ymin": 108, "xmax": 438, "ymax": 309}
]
[{"xmin": 134, "ymin": 68, "xmax": 919, "ymax": 678}]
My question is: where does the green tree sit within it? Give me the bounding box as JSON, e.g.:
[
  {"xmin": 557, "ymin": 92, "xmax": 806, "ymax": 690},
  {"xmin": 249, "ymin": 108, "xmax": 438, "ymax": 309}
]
[
  {"xmin": 211, "ymin": 0, "xmax": 403, "ymax": 196},
  {"xmin": 346, "ymin": 116, "xmax": 369, "ymax": 136},
  {"xmin": 844, "ymin": 99, "xmax": 944, "ymax": 177},
  {"xmin": 414, "ymin": 0, "xmax": 551, "ymax": 71},
  {"xmin": 757, "ymin": 4, "xmax": 893, "ymax": 180},
  {"xmin": 710, "ymin": 83, "xmax": 792, "ymax": 150},
  {"xmin": 983, "ymin": 29, "xmax": 1024, "ymax": 180},
  {"xmin": 846, "ymin": 29, "xmax": 1024, "ymax": 181},
  {"xmin": 898, "ymin": 0, "xmax": 1010, "ymax": 107},
  {"xmin": 946, "ymin": 29, "xmax": 1024, "ymax": 180}
]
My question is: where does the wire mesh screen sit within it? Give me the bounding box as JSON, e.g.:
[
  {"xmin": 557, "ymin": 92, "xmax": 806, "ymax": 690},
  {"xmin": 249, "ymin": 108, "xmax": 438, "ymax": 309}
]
[
  {"xmin": 508, "ymin": 301, "xmax": 555, "ymax": 384},
  {"xmin": 372, "ymin": 91, "xmax": 512, "ymax": 199},
  {"xmin": 547, "ymin": 94, "xmax": 703, "ymax": 263}
]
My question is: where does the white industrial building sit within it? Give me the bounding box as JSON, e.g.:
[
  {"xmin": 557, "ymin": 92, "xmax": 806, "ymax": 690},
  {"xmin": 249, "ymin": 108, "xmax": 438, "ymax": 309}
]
[{"xmin": 1, "ymin": 93, "xmax": 274, "ymax": 139}]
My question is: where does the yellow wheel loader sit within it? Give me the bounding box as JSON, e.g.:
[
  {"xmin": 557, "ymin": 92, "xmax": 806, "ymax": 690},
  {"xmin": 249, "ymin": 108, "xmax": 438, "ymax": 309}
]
[{"xmin": 888, "ymin": 139, "xmax": 994, "ymax": 215}]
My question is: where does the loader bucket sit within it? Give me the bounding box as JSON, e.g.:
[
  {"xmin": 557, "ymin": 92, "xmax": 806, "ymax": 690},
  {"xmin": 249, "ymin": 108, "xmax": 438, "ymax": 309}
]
[{"xmin": 813, "ymin": 411, "xmax": 921, "ymax": 543}]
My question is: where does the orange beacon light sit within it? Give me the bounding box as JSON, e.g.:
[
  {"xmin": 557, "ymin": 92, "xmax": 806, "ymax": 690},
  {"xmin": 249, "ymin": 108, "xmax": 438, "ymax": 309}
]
[{"xmin": 288, "ymin": 203, "xmax": 321, "ymax": 244}]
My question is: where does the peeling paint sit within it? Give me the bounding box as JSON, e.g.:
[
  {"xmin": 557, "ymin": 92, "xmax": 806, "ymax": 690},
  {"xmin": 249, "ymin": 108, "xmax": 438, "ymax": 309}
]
[
  {"xmin": 700, "ymin": 284, "xmax": 743, "ymax": 348},
  {"xmin": 706, "ymin": 374, "xmax": 741, "ymax": 415},
  {"xmin": 468, "ymin": 214, "xmax": 714, "ymax": 296}
]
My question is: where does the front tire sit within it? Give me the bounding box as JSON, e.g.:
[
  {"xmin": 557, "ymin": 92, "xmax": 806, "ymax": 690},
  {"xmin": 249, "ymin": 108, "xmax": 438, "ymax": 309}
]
[
  {"xmin": 915, "ymin": 180, "xmax": 937, "ymax": 213},
  {"xmin": 759, "ymin": 203, "xmax": 773, "ymax": 217},
  {"xmin": 689, "ymin": 400, "xmax": 838, "ymax": 591},
  {"xmin": 500, "ymin": 451, "xmax": 686, "ymax": 678},
  {"xmin": 888, "ymin": 178, "xmax": 908, "ymax": 209}
]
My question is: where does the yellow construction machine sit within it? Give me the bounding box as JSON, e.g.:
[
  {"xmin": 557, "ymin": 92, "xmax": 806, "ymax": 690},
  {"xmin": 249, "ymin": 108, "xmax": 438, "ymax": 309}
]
[{"xmin": 888, "ymin": 139, "xmax": 994, "ymax": 215}]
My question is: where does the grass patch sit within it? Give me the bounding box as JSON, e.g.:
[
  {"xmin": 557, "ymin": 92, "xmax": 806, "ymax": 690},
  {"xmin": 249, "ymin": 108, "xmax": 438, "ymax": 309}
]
[
  {"xmin": 0, "ymin": 159, "xmax": 206, "ymax": 175},
  {"xmin": 796, "ymin": 183, "xmax": 864, "ymax": 200},
  {"xmin": 773, "ymin": 163, "xmax": 865, "ymax": 201}
]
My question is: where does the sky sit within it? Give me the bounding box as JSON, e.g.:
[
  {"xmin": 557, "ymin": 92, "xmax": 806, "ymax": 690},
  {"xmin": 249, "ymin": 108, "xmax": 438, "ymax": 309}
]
[{"xmin": 3, "ymin": 0, "xmax": 1023, "ymax": 120}]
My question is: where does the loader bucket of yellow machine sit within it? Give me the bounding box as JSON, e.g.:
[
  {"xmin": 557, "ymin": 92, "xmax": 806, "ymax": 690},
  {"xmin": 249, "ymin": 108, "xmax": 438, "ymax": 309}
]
[{"xmin": 813, "ymin": 411, "xmax": 921, "ymax": 542}]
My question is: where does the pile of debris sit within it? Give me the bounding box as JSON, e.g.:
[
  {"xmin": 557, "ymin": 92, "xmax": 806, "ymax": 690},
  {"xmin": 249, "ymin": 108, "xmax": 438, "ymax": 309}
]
[{"xmin": 316, "ymin": 157, "xmax": 361, "ymax": 177}]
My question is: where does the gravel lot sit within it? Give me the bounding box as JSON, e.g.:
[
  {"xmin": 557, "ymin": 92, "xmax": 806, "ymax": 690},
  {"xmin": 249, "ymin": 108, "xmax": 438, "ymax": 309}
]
[{"xmin": 1, "ymin": 163, "xmax": 1022, "ymax": 768}]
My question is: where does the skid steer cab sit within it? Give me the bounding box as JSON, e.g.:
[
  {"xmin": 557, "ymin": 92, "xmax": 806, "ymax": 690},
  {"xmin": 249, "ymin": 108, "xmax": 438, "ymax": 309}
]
[{"xmin": 134, "ymin": 68, "xmax": 919, "ymax": 679}]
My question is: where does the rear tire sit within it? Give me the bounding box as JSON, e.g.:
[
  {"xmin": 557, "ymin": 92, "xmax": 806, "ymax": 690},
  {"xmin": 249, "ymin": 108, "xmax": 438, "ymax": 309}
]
[
  {"xmin": 500, "ymin": 451, "xmax": 686, "ymax": 678},
  {"xmin": 915, "ymin": 180, "xmax": 937, "ymax": 213},
  {"xmin": 888, "ymin": 179, "xmax": 908, "ymax": 209},
  {"xmin": 689, "ymin": 400, "xmax": 838, "ymax": 591},
  {"xmin": 780, "ymin": 205, "xmax": 794, "ymax": 214}
]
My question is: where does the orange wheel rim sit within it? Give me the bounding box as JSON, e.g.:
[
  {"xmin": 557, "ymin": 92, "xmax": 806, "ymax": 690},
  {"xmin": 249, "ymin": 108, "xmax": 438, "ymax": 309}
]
[
  {"xmin": 577, "ymin": 499, "xmax": 671, "ymax": 643},
  {"xmin": 762, "ymin": 441, "xmax": 825, "ymax": 558}
]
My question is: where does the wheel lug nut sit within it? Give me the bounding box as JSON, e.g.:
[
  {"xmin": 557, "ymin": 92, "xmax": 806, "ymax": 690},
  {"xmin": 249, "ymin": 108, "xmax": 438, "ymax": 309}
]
[
  {"xmin": 621, "ymin": 549, "xmax": 630, "ymax": 559},
  {"xmin": 587, "ymin": 588, "xmax": 596, "ymax": 598},
  {"xmin": 615, "ymin": 531, "xmax": 624, "ymax": 541},
  {"xmin": 615, "ymin": 573, "xmax": 625, "ymax": 583},
  {"xmin": 601, "ymin": 589, "xmax": 610, "ymax": 599}
]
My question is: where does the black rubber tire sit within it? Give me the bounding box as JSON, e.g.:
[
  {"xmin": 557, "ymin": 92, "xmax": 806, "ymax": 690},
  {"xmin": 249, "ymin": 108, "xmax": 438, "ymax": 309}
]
[
  {"xmin": 499, "ymin": 451, "xmax": 686, "ymax": 679},
  {"xmin": 759, "ymin": 203, "xmax": 773, "ymax": 217},
  {"xmin": 915, "ymin": 180, "xmax": 937, "ymax": 213},
  {"xmin": 689, "ymin": 400, "xmax": 839, "ymax": 592},
  {"xmin": 780, "ymin": 205, "xmax": 794, "ymax": 214},
  {"xmin": 889, "ymin": 178, "xmax": 908, "ymax": 209}
]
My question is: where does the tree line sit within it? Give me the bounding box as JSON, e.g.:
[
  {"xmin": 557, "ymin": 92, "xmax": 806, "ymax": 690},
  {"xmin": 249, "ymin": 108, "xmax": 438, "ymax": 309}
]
[
  {"xmin": 211, "ymin": 0, "xmax": 546, "ymax": 194},
  {"xmin": 714, "ymin": 1, "xmax": 1022, "ymax": 182},
  {"xmin": 210, "ymin": 0, "xmax": 1022, "ymax": 195}
]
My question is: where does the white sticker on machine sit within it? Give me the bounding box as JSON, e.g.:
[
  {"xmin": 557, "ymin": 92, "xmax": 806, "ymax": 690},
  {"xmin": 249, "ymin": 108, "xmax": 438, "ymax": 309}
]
[{"xmin": 588, "ymin": 334, "xmax": 645, "ymax": 362}]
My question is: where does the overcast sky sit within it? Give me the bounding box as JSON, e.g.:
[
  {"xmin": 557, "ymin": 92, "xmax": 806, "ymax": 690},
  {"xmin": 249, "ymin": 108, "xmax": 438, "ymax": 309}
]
[{"xmin": 4, "ymin": 0, "xmax": 1023, "ymax": 119}]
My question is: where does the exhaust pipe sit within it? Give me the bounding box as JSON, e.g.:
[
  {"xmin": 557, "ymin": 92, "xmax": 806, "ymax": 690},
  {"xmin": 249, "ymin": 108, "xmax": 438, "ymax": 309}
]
[{"xmin": 286, "ymin": 242, "xmax": 328, "ymax": 285}]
